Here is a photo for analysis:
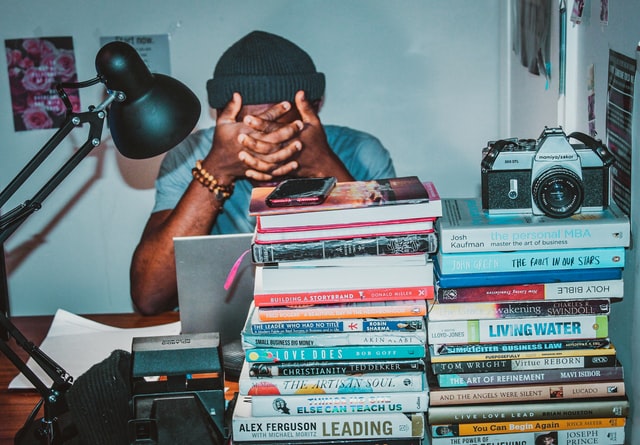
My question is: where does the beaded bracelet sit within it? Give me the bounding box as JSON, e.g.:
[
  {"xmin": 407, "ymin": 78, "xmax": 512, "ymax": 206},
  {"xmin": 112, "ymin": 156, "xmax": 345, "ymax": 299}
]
[{"xmin": 192, "ymin": 160, "xmax": 235, "ymax": 202}]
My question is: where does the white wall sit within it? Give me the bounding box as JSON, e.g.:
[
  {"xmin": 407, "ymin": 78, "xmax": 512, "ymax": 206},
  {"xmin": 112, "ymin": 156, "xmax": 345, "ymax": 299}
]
[{"xmin": 0, "ymin": 0, "xmax": 504, "ymax": 316}]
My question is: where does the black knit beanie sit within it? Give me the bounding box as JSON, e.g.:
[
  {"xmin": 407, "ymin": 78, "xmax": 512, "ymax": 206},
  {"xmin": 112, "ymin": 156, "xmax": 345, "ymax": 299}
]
[{"xmin": 206, "ymin": 30, "xmax": 325, "ymax": 108}]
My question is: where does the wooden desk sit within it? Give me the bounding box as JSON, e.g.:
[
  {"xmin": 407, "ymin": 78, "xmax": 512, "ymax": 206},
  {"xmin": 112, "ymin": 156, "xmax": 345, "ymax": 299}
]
[{"xmin": 0, "ymin": 312, "xmax": 180, "ymax": 444}]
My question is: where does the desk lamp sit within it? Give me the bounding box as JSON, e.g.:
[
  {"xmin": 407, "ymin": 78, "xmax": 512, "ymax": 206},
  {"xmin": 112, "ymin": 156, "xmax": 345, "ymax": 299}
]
[{"xmin": 0, "ymin": 41, "xmax": 201, "ymax": 444}]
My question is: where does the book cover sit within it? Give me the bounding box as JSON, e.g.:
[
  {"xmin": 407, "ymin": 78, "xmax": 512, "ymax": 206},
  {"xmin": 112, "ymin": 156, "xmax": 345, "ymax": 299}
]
[
  {"xmin": 250, "ymin": 176, "xmax": 441, "ymax": 221},
  {"xmin": 248, "ymin": 359, "xmax": 426, "ymax": 377},
  {"xmin": 232, "ymin": 396, "xmax": 425, "ymax": 441},
  {"xmin": 242, "ymin": 325, "xmax": 427, "ymax": 348},
  {"xmin": 437, "ymin": 197, "xmax": 630, "ymax": 253},
  {"xmin": 251, "ymin": 232, "xmax": 439, "ymax": 263},
  {"xmin": 433, "ymin": 259, "xmax": 623, "ymax": 288},
  {"xmin": 426, "ymin": 315, "xmax": 609, "ymax": 344},
  {"xmin": 250, "ymin": 391, "xmax": 429, "ymax": 416},
  {"xmin": 435, "ymin": 279, "xmax": 624, "ymax": 303},
  {"xmin": 238, "ymin": 362, "xmax": 426, "ymax": 395},
  {"xmin": 244, "ymin": 343, "xmax": 426, "ymax": 363},
  {"xmin": 431, "ymin": 354, "xmax": 617, "ymax": 374},
  {"xmin": 427, "ymin": 397, "xmax": 629, "ymax": 425},
  {"xmin": 435, "ymin": 246, "xmax": 625, "ymax": 275},
  {"xmin": 430, "ymin": 427, "xmax": 625, "ymax": 445},
  {"xmin": 256, "ymin": 262, "xmax": 434, "ymax": 293},
  {"xmin": 431, "ymin": 338, "xmax": 611, "ymax": 356},
  {"xmin": 427, "ymin": 299, "xmax": 611, "ymax": 321},
  {"xmin": 436, "ymin": 363, "xmax": 623, "ymax": 387},
  {"xmin": 428, "ymin": 380, "xmax": 625, "ymax": 405},
  {"xmin": 257, "ymin": 300, "xmax": 429, "ymax": 321},
  {"xmin": 254, "ymin": 285, "xmax": 434, "ymax": 308},
  {"xmin": 254, "ymin": 218, "xmax": 435, "ymax": 244},
  {"xmin": 431, "ymin": 417, "xmax": 626, "ymax": 437}
]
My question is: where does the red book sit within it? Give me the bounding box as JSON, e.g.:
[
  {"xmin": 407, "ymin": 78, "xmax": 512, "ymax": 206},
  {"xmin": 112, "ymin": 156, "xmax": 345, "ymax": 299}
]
[{"xmin": 250, "ymin": 177, "xmax": 441, "ymax": 230}]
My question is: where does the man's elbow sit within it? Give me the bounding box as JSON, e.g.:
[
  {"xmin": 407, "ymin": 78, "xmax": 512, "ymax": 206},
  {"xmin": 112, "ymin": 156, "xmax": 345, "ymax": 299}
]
[{"xmin": 130, "ymin": 281, "xmax": 176, "ymax": 315}]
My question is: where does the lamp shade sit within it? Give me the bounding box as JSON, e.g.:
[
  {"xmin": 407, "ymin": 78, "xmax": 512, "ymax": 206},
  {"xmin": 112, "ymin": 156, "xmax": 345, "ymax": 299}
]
[{"xmin": 95, "ymin": 41, "xmax": 201, "ymax": 159}]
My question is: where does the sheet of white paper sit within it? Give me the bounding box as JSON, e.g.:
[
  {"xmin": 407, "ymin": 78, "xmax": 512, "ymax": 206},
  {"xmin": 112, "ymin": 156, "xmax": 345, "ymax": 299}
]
[{"xmin": 9, "ymin": 309, "xmax": 181, "ymax": 389}]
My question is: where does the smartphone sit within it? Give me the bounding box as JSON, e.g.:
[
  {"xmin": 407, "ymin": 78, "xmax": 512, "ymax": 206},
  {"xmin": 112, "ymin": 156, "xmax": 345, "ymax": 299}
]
[{"xmin": 265, "ymin": 177, "xmax": 337, "ymax": 207}]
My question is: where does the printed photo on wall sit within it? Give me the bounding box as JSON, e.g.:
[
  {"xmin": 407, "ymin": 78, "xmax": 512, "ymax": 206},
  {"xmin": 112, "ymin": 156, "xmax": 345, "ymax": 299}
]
[{"xmin": 5, "ymin": 36, "xmax": 81, "ymax": 132}]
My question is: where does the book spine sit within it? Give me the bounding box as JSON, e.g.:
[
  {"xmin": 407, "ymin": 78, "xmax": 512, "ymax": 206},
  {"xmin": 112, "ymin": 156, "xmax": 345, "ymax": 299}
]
[
  {"xmin": 430, "ymin": 427, "xmax": 625, "ymax": 445},
  {"xmin": 233, "ymin": 439, "xmax": 423, "ymax": 445},
  {"xmin": 426, "ymin": 315, "xmax": 609, "ymax": 344},
  {"xmin": 429, "ymin": 346, "xmax": 617, "ymax": 363},
  {"xmin": 245, "ymin": 344, "xmax": 427, "ymax": 363},
  {"xmin": 428, "ymin": 380, "xmax": 625, "ymax": 406},
  {"xmin": 436, "ymin": 247, "xmax": 625, "ymax": 275},
  {"xmin": 250, "ymin": 391, "xmax": 429, "ymax": 416},
  {"xmin": 431, "ymin": 417, "xmax": 626, "ymax": 437},
  {"xmin": 232, "ymin": 408, "xmax": 425, "ymax": 441},
  {"xmin": 248, "ymin": 359, "xmax": 426, "ymax": 377},
  {"xmin": 435, "ymin": 279, "xmax": 624, "ymax": 303},
  {"xmin": 427, "ymin": 397, "xmax": 630, "ymax": 424},
  {"xmin": 240, "ymin": 372, "xmax": 425, "ymax": 395},
  {"xmin": 249, "ymin": 317, "xmax": 425, "ymax": 335},
  {"xmin": 431, "ymin": 354, "xmax": 617, "ymax": 374},
  {"xmin": 431, "ymin": 338, "xmax": 611, "ymax": 356},
  {"xmin": 251, "ymin": 233, "xmax": 438, "ymax": 263},
  {"xmin": 436, "ymin": 365, "xmax": 623, "ymax": 387},
  {"xmin": 257, "ymin": 300, "xmax": 428, "ymax": 321},
  {"xmin": 254, "ymin": 286, "xmax": 434, "ymax": 307},
  {"xmin": 242, "ymin": 329, "xmax": 427, "ymax": 348},
  {"xmin": 428, "ymin": 299, "xmax": 610, "ymax": 321}
]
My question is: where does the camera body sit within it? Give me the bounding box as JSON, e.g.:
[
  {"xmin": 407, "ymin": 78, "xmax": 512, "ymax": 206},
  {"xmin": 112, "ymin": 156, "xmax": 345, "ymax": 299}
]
[{"xmin": 481, "ymin": 127, "xmax": 614, "ymax": 218}]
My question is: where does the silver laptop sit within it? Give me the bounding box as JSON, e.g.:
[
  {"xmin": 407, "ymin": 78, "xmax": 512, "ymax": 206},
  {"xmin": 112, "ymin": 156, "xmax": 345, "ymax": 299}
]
[{"xmin": 174, "ymin": 233, "xmax": 255, "ymax": 347}]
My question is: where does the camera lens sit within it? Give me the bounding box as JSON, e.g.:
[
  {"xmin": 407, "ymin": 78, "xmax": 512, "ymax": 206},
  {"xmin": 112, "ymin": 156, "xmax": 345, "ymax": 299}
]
[{"xmin": 532, "ymin": 167, "xmax": 584, "ymax": 218}]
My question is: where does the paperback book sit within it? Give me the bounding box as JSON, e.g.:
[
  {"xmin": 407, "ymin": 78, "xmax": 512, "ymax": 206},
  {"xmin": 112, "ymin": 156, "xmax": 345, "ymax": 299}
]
[
  {"xmin": 257, "ymin": 300, "xmax": 429, "ymax": 321},
  {"xmin": 249, "ymin": 177, "xmax": 442, "ymax": 228},
  {"xmin": 430, "ymin": 338, "xmax": 611, "ymax": 356},
  {"xmin": 435, "ymin": 246, "xmax": 625, "ymax": 275},
  {"xmin": 251, "ymin": 232, "xmax": 438, "ymax": 263},
  {"xmin": 426, "ymin": 314, "xmax": 609, "ymax": 344},
  {"xmin": 435, "ymin": 278, "xmax": 624, "ymax": 303},
  {"xmin": 437, "ymin": 197, "xmax": 630, "ymax": 253},
  {"xmin": 232, "ymin": 395, "xmax": 425, "ymax": 441},
  {"xmin": 239, "ymin": 363, "xmax": 426, "ymax": 395},
  {"xmin": 244, "ymin": 343, "xmax": 426, "ymax": 363},
  {"xmin": 428, "ymin": 380, "xmax": 625, "ymax": 405},
  {"xmin": 249, "ymin": 391, "xmax": 429, "ymax": 416},
  {"xmin": 427, "ymin": 299, "xmax": 611, "ymax": 321},
  {"xmin": 248, "ymin": 359, "xmax": 426, "ymax": 377},
  {"xmin": 435, "ymin": 362, "xmax": 623, "ymax": 387},
  {"xmin": 433, "ymin": 259, "xmax": 623, "ymax": 288},
  {"xmin": 254, "ymin": 218, "xmax": 435, "ymax": 244},
  {"xmin": 429, "ymin": 427, "xmax": 625, "ymax": 445},
  {"xmin": 430, "ymin": 354, "xmax": 618, "ymax": 374},
  {"xmin": 233, "ymin": 439, "xmax": 423, "ymax": 445},
  {"xmin": 430, "ymin": 417, "xmax": 626, "ymax": 437}
]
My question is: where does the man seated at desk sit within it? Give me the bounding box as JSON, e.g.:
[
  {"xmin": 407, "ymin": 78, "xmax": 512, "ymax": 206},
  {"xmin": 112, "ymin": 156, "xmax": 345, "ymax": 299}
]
[{"xmin": 130, "ymin": 30, "xmax": 396, "ymax": 315}]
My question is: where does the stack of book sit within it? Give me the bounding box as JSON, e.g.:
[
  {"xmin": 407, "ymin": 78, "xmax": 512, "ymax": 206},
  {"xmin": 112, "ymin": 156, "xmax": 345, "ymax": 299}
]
[
  {"xmin": 426, "ymin": 198, "xmax": 631, "ymax": 445},
  {"xmin": 230, "ymin": 177, "xmax": 442, "ymax": 445}
]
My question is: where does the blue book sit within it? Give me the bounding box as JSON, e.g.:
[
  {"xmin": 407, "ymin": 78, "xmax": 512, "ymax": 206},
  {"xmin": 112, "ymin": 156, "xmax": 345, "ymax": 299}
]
[
  {"xmin": 433, "ymin": 258, "xmax": 623, "ymax": 288},
  {"xmin": 244, "ymin": 344, "xmax": 426, "ymax": 363},
  {"xmin": 435, "ymin": 246, "xmax": 625, "ymax": 275}
]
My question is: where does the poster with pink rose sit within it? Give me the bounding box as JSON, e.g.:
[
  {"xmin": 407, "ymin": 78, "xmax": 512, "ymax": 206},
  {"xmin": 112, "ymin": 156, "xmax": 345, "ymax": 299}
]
[{"xmin": 5, "ymin": 36, "xmax": 81, "ymax": 132}]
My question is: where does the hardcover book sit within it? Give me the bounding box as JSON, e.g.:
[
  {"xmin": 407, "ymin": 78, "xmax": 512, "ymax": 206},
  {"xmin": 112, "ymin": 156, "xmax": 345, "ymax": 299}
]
[
  {"xmin": 251, "ymin": 232, "xmax": 438, "ymax": 263},
  {"xmin": 435, "ymin": 246, "xmax": 625, "ymax": 275},
  {"xmin": 253, "ymin": 218, "xmax": 435, "ymax": 244},
  {"xmin": 232, "ymin": 396, "xmax": 425, "ymax": 441},
  {"xmin": 247, "ymin": 359, "xmax": 426, "ymax": 377},
  {"xmin": 426, "ymin": 397, "xmax": 630, "ymax": 424},
  {"xmin": 249, "ymin": 391, "xmax": 429, "ymax": 416},
  {"xmin": 426, "ymin": 314, "xmax": 609, "ymax": 344},
  {"xmin": 249, "ymin": 177, "xmax": 442, "ymax": 227},
  {"xmin": 437, "ymin": 197, "xmax": 630, "ymax": 253},
  {"xmin": 244, "ymin": 343, "xmax": 426, "ymax": 363},
  {"xmin": 430, "ymin": 354, "xmax": 618, "ymax": 374},
  {"xmin": 427, "ymin": 299, "xmax": 611, "ymax": 321},
  {"xmin": 256, "ymin": 300, "xmax": 429, "ymax": 321},
  {"xmin": 435, "ymin": 278, "xmax": 624, "ymax": 303},
  {"xmin": 429, "ymin": 427, "xmax": 625, "ymax": 445}
]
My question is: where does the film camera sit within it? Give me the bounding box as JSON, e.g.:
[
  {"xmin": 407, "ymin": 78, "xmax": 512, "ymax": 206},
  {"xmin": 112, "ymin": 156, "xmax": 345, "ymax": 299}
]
[
  {"xmin": 481, "ymin": 127, "xmax": 614, "ymax": 218},
  {"xmin": 128, "ymin": 332, "xmax": 229, "ymax": 445}
]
